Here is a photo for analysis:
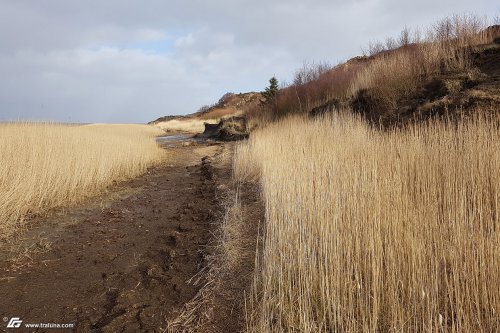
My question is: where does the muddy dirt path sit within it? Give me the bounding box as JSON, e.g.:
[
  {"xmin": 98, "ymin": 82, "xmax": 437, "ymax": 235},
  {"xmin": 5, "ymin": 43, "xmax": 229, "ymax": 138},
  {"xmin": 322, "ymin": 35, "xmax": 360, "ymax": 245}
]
[{"xmin": 0, "ymin": 141, "xmax": 231, "ymax": 332}]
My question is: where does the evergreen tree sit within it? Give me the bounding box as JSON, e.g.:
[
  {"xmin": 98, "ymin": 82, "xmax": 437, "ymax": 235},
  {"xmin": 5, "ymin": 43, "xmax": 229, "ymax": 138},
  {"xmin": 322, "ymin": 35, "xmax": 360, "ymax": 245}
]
[{"xmin": 262, "ymin": 76, "xmax": 279, "ymax": 102}]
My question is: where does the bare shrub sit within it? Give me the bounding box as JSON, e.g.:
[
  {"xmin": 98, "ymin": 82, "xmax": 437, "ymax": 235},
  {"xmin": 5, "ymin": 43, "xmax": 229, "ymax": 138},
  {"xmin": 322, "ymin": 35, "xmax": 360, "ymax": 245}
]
[
  {"xmin": 293, "ymin": 61, "xmax": 331, "ymax": 86},
  {"xmin": 398, "ymin": 26, "xmax": 411, "ymax": 46},
  {"xmin": 218, "ymin": 92, "xmax": 235, "ymax": 107}
]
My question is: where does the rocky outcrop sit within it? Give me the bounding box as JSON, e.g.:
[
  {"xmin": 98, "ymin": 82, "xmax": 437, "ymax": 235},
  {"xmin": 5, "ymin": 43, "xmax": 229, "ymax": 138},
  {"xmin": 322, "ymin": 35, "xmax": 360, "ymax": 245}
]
[
  {"xmin": 309, "ymin": 99, "xmax": 343, "ymax": 118},
  {"xmin": 197, "ymin": 117, "xmax": 249, "ymax": 141}
]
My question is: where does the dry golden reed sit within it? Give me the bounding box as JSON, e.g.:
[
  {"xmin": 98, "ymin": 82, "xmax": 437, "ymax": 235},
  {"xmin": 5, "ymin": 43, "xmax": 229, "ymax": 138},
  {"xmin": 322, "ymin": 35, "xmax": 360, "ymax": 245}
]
[
  {"xmin": 155, "ymin": 118, "xmax": 219, "ymax": 134},
  {"xmin": 0, "ymin": 122, "xmax": 165, "ymax": 240},
  {"xmin": 235, "ymin": 112, "xmax": 499, "ymax": 332}
]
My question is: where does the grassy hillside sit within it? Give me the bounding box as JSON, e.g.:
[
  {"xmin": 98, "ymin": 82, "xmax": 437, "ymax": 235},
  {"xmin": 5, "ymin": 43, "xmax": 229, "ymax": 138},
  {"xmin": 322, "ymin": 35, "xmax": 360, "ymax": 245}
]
[
  {"xmin": 150, "ymin": 92, "xmax": 261, "ymax": 134},
  {"xmin": 249, "ymin": 16, "xmax": 499, "ymax": 126},
  {"xmin": 149, "ymin": 17, "xmax": 499, "ymax": 134}
]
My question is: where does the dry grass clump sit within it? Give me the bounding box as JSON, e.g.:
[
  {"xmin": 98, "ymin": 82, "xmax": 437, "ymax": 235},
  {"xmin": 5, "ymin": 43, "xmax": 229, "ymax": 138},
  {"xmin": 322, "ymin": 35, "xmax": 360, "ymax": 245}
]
[
  {"xmin": 155, "ymin": 118, "xmax": 219, "ymax": 134},
  {"xmin": 235, "ymin": 111, "xmax": 499, "ymax": 332},
  {"xmin": 0, "ymin": 122, "xmax": 165, "ymax": 240}
]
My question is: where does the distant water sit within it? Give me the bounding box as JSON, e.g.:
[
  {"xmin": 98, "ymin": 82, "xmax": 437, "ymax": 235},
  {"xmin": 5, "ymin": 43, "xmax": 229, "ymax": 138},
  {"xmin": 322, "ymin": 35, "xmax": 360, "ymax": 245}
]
[{"xmin": 156, "ymin": 134, "xmax": 199, "ymax": 148}]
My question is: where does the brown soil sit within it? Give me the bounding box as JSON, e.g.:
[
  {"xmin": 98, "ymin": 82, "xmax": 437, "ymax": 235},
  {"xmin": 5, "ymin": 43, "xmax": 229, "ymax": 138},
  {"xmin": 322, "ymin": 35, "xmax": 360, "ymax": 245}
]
[
  {"xmin": 166, "ymin": 181, "xmax": 264, "ymax": 333},
  {"xmin": 0, "ymin": 140, "xmax": 238, "ymax": 332}
]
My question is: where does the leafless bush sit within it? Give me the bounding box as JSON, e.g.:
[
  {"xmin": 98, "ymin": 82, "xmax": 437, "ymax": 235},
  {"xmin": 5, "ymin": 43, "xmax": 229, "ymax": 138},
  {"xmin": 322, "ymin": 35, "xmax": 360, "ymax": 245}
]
[
  {"xmin": 399, "ymin": 26, "xmax": 411, "ymax": 46},
  {"xmin": 293, "ymin": 61, "xmax": 331, "ymax": 86},
  {"xmin": 218, "ymin": 92, "xmax": 235, "ymax": 106},
  {"xmin": 363, "ymin": 40, "xmax": 386, "ymax": 56},
  {"xmin": 198, "ymin": 105, "xmax": 211, "ymax": 113},
  {"xmin": 385, "ymin": 37, "xmax": 397, "ymax": 50}
]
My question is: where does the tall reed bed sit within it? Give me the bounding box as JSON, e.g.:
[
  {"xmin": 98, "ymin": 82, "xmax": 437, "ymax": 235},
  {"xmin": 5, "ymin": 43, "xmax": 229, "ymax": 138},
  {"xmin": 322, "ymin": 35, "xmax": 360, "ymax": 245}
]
[
  {"xmin": 234, "ymin": 112, "xmax": 499, "ymax": 332},
  {"xmin": 0, "ymin": 123, "xmax": 165, "ymax": 240}
]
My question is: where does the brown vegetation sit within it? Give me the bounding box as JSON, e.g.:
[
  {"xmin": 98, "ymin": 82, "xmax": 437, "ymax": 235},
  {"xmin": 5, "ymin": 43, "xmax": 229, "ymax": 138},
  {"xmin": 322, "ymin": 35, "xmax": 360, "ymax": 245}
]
[
  {"xmin": 0, "ymin": 123, "xmax": 165, "ymax": 241},
  {"xmin": 249, "ymin": 15, "xmax": 500, "ymax": 126},
  {"xmin": 223, "ymin": 14, "xmax": 500, "ymax": 333},
  {"xmin": 154, "ymin": 118, "xmax": 220, "ymax": 134},
  {"xmin": 195, "ymin": 92, "xmax": 261, "ymax": 120},
  {"xmin": 151, "ymin": 92, "xmax": 262, "ymax": 134},
  {"xmin": 234, "ymin": 111, "xmax": 499, "ymax": 332}
]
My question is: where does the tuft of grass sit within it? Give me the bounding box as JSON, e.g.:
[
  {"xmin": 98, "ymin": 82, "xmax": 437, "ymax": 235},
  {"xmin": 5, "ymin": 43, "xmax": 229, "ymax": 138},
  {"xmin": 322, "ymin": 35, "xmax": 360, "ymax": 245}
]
[
  {"xmin": 0, "ymin": 122, "xmax": 165, "ymax": 240},
  {"xmin": 235, "ymin": 111, "xmax": 499, "ymax": 332}
]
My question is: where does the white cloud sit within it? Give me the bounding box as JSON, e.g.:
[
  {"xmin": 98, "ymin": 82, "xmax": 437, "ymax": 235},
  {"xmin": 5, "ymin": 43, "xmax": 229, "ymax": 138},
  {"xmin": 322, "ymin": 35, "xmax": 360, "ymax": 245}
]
[{"xmin": 0, "ymin": 1, "xmax": 497, "ymax": 122}]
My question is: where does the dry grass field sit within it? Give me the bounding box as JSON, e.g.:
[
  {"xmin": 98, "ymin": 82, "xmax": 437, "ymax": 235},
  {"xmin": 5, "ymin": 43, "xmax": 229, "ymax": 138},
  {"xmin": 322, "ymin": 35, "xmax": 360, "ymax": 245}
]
[
  {"xmin": 234, "ymin": 111, "xmax": 499, "ymax": 332},
  {"xmin": 0, "ymin": 122, "xmax": 165, "ymax": 241},
  {"xmin": 154, "ymin": 118, "xmax": 219, "ymax": 134}
]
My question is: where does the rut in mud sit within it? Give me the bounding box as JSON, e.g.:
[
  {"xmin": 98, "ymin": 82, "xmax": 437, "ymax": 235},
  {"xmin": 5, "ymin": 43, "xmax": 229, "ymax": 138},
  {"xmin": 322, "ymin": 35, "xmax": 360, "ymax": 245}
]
[{"xmin": 0, "ymin": 142, "xmax": 230, "ymax": 332}]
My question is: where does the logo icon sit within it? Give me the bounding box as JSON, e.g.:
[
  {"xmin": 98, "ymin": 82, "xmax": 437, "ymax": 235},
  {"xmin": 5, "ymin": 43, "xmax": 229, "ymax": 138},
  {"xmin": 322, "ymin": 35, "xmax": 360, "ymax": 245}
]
[{"xmin": 6, "ymin": 317, "xmax": 23, "ymax": 328}]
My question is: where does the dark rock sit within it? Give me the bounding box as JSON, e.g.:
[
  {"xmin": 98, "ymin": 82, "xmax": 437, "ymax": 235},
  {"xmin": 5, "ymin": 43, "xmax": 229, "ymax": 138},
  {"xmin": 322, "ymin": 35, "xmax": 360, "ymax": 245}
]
[
  {"xmin": 309, "ymin": 99, "xmax": 341, "ymax": 118},
  {"xmin": 196, "ymin": 117, "xmax": 249, "ymax": 141}
]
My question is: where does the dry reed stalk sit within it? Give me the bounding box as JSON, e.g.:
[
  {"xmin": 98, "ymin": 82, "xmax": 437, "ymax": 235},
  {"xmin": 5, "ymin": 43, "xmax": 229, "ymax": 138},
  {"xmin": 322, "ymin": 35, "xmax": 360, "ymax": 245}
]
[
  {"xmin": 0, "ymin": 122, "xmax": 165, "ymax": 240},
  {"xmin": 235, "ymin": 111, "xmax": 499, "ymax": 332},
  {"xmin": 155, "ymin": 118, "xmax": 219, "ymax": 134}
]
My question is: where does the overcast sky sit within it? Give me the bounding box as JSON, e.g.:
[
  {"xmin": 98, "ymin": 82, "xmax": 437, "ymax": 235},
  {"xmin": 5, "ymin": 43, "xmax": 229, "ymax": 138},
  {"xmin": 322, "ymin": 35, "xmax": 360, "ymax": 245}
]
[{"xmin": 0, "ymin": 1, "xmax": 497, "ymax": 123}]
